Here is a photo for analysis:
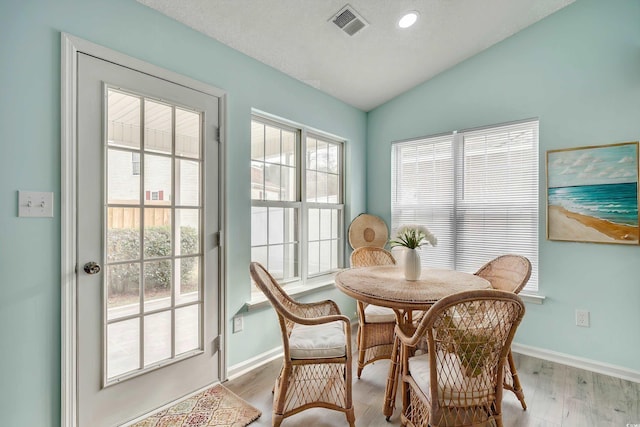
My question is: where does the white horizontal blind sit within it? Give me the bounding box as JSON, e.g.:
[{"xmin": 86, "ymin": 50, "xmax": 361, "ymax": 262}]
[
  {"xmin": 391, "ymin": 134, "xmax": 455, "ymax": 270},
  {"xmin": 392, "ymin": 120, "xmax": 539, "ymax": 292}
]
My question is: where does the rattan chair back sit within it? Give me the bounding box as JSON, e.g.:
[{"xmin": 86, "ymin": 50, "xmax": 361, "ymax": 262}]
[
  {"xmin": 350, "ymin": 246, "xmax": 396, "ymax": 267},
  {"xmin": 249, "ymin": 262, "xmax": 355, "ymax": 426},
  {"xmin": 397, "ymin": 289, "xmax": 525, "ymax": 427},
  {"xmin": 474, "ymin": 254, "xmax": 531, "ymax": 294}
]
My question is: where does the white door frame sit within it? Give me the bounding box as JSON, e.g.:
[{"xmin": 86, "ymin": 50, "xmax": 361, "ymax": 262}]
[{"xmin": 60, "ymin": 33, "xmax": 227, "ymax": 427}]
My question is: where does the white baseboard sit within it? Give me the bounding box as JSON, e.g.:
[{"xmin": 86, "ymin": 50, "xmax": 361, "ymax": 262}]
[
  {"xmin": 227, "ymin": 346, "xmax": 284, "ymax": 380},
  {"xmin": 512, "ymin": 342, "xmax": 640, "ymax": 384}
]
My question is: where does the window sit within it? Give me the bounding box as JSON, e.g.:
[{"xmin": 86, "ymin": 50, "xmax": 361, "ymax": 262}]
[
  {"xmin": 132, "ymin": 152, "xmax": 141, "ymax": 175},
  {"xmin": 251, "ymin": 114, "xmax": 344, "ymax": 291},
  {"xmin": 391, "ymin": 119, "xmax": 539, "ymax": 292}
]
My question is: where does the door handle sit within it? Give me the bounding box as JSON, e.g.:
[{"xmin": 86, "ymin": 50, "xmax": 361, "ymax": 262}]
[{"xmin": 83, "ymin": 262, "xmax": 101, "ymax": 275}]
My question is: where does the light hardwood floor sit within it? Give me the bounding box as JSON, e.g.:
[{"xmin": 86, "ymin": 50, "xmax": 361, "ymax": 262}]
[{"xmin": 225, "ymin": 352, "xmax": 640, "ymax": 426}]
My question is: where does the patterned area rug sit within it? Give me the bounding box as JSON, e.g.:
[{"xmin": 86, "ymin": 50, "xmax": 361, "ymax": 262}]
[{"xmin": 131, "ymin": 384, "xmax": 261, "ymax": 427}]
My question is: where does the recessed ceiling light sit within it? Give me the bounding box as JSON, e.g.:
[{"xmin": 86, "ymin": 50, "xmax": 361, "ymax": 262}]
[{"xmin": 398, "ymin": 11, "xmax": 419, "ymax": 29}]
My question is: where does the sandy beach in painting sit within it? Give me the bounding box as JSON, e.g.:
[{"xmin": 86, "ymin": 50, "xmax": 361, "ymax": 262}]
[{"xmin": 548, "ymin": 205, "xmax": 639, "ymax": 243}]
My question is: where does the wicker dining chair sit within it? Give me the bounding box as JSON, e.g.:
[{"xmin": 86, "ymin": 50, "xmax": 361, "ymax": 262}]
[
  {"xmin": 350, "ymin": 246, "xmax": 397, "ymax": 378},
  {"xmin": 249, "ymin": 262, "xmax": 355, "ymax": 427},
  {"xmin": 395, "ymin": 289, "xmax": 526, "ymax": 427},
  {"xmin": 474, "ymin": 254, "xmax": 531, "ymax": 410}
]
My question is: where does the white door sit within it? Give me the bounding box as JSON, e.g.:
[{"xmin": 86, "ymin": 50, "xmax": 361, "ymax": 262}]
[{"xmin": 77, "ymin": 53, "xmax": 220, "ymax": 427}]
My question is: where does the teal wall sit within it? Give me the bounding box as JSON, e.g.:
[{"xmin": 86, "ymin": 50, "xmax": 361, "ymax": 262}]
[
  {"xmin": 2, "ymin": 0, "xmax": 639, "ymax": 425},
  {"xmin": 367, "ymin": 0, "xmax": 640, "ymax": 372},
  {"xmin": 0, "ymin": 0, "xmax": 365, "ymax": 425}
]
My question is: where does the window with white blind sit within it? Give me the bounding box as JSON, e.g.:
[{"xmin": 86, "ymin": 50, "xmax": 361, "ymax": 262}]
[
  {"xmin": 391, "ymin": 119, "xmax": 539, "ymax": 292},
  {"xmin": 251, "ymin": 114, "xmax": 344, "ymax": 294}
]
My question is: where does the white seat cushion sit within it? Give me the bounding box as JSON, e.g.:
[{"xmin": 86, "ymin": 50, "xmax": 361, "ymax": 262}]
[
  {"xmin": 364, "ymin": 304, "xmax": 396, "ymax": 323},
  {"xmin": 289, "ymin": 320, "xmax": 347, "ymax": 359},
  {"xmin": 408, "ymin": 352, "xmax": 495, "ymax": 407}
]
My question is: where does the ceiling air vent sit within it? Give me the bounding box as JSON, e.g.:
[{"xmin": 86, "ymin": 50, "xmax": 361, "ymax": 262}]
[{"xmin": 331, "ymin": 4, "xmax": 369, "ymax": 36}]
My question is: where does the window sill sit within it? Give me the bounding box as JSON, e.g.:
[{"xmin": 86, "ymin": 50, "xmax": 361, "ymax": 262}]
[
  {"xmin": 245, "ymin": 271, "xmax": 343, "ymax": 312},
  {"xmin": 519, "ymin": 292, "xmax": 545, "ymax": 305}
]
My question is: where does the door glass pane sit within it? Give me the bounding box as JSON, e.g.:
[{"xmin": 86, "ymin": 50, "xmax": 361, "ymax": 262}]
[
  {"xmin": 176, "ymin": 159, "xmax": 200, "ymax": 206},
  {"xmin": 104, "ymin": 87, "xmax": 206, "ymax": 384},
  {"xmin": 176, "ymin": 209, "xmax": 199, "ymax": 256},
  {"xmin": 144, "ymin": 154, "xmax": 172, "ymax": 206},
  {"xmin": 144, "ymin": 311, "xmax": 172, "ymax": 366},
  {"xmin": 107, "ymin": 319, "xmax": 140, "ymax": 379},
  {"xmin": 144, "ymin": 260, "xmax": 172, "ymax": 311},
  {"xmin": 107, "ymin": 263, "xmax": 140, "ymax": 320},
  {"xmin": 108, "ymin": 149, "xmax": 140, "ymax": 205},
  {"xmin": 107, "ymin": 207, "xmax": 140, "ymax": 262},
  {"xmin": 144, "ymin": 209, "xmax": 171, "ymax": 258},
  {"xmin": 176, "ymin": 305, "xmax": 200, "ymax": 355},
  {"xmin": 145, "ymin": 100, "xmax": 172, "ymax": 154},
  {"xmin": 176, "ymin": 257, "xmax": 200, "ymax": 304},
  {"xmin": 175, "ymin": 108, "xmax": 200, "ymax": 159},
  {"xmin": 108, "ymin": 90, "xmax": 140, "ymax": 149}
]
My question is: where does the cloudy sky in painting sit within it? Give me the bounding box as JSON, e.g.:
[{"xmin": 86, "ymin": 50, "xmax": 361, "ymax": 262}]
[{"xmin": 547, "ymin": 143, "xmax": 638, "ymax": 188}]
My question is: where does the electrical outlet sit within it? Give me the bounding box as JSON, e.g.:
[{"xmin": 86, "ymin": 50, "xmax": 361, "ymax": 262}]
[
  {"xmin": 233, "ymin": 315, "xmax": 243, "ymax": 333},
  {"xmin": 575, "ymin": 309, "xmax": 590, "ymax": 327}
]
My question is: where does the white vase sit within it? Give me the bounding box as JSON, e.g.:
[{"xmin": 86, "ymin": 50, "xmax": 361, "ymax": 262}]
[{"xmin": 404, "ymin": 248, "xmax": 422, "ymax": 281}]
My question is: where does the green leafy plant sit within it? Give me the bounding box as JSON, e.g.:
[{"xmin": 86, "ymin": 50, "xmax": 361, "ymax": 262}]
[{"xmin": 107, "ymin": 226, "xmax": 198, "ymax": 295}]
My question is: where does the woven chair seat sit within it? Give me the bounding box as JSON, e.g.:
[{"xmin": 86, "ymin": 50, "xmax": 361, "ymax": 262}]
[
  {"xmin": 290, "ymin": 321, "xmax": 347, "ymax": 359},
  {"xmin": 409, "ymin": 352, "xmax": 495, "ymax": 407},
  {"xmin": 364, "ymin": 304, "xmax": 396, "ymax": 323}
]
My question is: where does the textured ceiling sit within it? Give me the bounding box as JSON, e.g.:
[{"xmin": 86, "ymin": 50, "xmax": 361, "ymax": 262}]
[{"xmin": 137, "ymin": 0, "xmax": 575, "ymax": 111}]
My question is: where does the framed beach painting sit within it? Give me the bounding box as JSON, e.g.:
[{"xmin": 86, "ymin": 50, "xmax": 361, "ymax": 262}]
[{"xmin": 547, "ymin": 142, "xmax": 639, "ymax": 244}]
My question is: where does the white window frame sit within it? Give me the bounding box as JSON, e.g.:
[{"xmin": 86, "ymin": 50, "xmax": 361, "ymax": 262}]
[
  {"xmin": 250, "ymin": 113, "xmax": 345, "ymax": 300},
  {"xmin": 391, "ymin": 119, "xmax": 539, "ymax": 295}
]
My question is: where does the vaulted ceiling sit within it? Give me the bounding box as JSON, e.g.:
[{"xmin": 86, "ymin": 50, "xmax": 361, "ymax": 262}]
[{"xmin": 138, "ymin": 0, "xmax": 575, "ymax": 111}]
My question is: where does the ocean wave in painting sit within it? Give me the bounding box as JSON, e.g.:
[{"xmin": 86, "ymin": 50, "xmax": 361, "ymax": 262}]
[{"xmin": 548, "ymin": 182, "xmax": 638, "ymax": 226}]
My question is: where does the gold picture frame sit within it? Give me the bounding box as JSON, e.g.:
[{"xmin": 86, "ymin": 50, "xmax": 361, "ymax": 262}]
[{"xmin": 546, "ymin": 141, "xmax": 639, "ymax": 244}]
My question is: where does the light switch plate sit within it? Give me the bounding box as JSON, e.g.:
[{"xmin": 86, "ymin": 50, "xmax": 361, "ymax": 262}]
[{"xmin": 18, "ymin": 191, "xmax": 54, "ymax": 218}]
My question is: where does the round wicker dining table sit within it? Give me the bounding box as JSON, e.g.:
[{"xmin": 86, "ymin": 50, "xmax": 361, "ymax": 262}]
[{"xmin": 334, "ymin": 265, "xmax": 491, "ymax": 419}]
